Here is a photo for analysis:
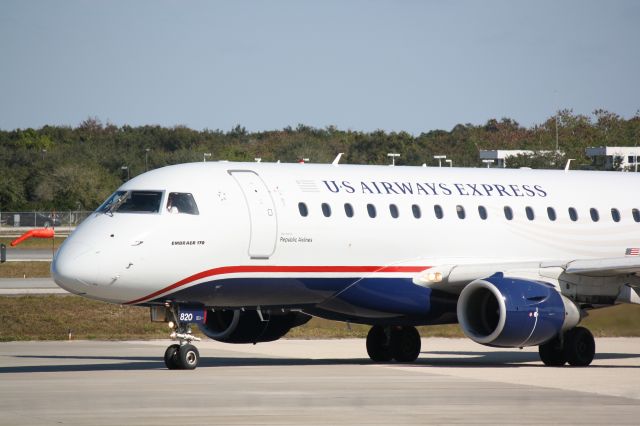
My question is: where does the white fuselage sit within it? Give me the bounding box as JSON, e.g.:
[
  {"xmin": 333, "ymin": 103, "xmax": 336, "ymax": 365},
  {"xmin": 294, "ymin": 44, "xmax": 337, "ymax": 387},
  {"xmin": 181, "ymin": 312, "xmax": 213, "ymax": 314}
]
[{"xmin": 52, "ymin": 162, "xmax": 640, "ymax": 310}]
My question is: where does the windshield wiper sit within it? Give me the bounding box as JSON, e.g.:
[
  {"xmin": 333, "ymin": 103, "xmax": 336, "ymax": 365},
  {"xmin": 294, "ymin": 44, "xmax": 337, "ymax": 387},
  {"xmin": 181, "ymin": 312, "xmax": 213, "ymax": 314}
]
[{"xmin": 106, "ymin": 192, "xmax": 130, "ymax": 216}]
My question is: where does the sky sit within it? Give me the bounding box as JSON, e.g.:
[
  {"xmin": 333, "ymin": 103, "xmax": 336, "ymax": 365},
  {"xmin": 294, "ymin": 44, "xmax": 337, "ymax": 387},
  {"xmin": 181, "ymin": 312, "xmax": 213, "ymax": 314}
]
[{"xmin": 1, "ymin": 0, "xmax": 639, "ymax": 134}]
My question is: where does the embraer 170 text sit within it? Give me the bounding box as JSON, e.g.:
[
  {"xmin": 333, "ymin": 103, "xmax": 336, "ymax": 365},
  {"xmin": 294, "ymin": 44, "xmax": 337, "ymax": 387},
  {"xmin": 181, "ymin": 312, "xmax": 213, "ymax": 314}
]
[{"xmin": 52, "ymin": 161, "xmax": 640, "ymax": 369}]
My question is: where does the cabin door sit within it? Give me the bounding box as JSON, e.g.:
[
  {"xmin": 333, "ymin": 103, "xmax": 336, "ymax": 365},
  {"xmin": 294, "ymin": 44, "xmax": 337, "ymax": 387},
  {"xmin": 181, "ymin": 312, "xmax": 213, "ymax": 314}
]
[{"xmin": 229, "ymin": 170, "xmax": 277, "ymax": 259}]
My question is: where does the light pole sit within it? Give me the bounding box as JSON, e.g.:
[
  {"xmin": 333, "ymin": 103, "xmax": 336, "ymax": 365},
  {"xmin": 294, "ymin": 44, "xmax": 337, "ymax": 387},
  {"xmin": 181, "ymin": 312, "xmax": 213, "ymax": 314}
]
[
  {"xmin": 121, "ymin": 166, "xmax": 130, "ymax": 180},
  {"xmin": 554, "ymin": 90, "xmax": 559, "ymax": 152},
  {"xmin": 445, "ymin": 159, "xmax": 453, "ymax": 167},
  {"xmin": 203, "ymin": 153, "xmax": 211, "ymax": 162},
  {"xmin": 433, "ymin": 155, "xmax": 446, "ymax": 167},
  {"xmin": 41, "ymin": 149, "xmax": 47, "ymax": 161},
  {"xmin": 556, "ymin": 112, "xmax": 559, "ymax": 154},
  {"xmin": 144, "ymin": 148, "xmax": 150, "ymax": 171},
  {"xmin": 387, "ymin": 153, "xmax": 400, "ymax": 166},
  {"xmin": 482, "ymin": 159, "xmax": 494, "ymax": 168}
]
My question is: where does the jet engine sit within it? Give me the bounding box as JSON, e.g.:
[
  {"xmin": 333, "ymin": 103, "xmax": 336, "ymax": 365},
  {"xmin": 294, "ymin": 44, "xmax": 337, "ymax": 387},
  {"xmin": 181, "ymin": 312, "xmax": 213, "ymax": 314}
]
[
  {"xmin": 198, "ymin": 309, "xmax": 311, "ymax": 344},
  {"xmin": 457, "ymin": 273, "xmax": 580, "ymax": 348}
]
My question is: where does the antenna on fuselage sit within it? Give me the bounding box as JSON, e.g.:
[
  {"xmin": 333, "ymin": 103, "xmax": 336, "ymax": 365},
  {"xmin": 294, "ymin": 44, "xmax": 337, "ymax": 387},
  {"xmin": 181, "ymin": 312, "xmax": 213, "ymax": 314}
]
[
  {"xmin": 332, "ymin": 153, "xmax": 344, "ymax": 166},
  {"xmin": 564, "ymin": 159, "xmax": 574, "ymax": 172}
]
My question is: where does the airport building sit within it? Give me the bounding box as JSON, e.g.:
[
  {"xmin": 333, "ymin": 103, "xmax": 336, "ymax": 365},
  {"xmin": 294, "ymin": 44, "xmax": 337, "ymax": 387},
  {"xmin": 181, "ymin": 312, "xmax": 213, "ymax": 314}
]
[
  {"xmin": 480, "ymin": 147, "xmax": 640, "ymax": 171},
  {"xmin": 478, "ymin": 150, "xmax": 561, "ymax": 168},
  {"xmin": 585, "ymin": 146, "xmax": 640, "ymax": 171}
]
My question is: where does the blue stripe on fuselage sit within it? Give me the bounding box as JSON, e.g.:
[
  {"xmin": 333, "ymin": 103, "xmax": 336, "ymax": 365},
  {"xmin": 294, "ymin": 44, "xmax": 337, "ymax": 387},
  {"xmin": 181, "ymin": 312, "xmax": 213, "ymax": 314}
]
[{"xmin": 149, "ymin": 276, "xmax": 451, "ymax": 321}]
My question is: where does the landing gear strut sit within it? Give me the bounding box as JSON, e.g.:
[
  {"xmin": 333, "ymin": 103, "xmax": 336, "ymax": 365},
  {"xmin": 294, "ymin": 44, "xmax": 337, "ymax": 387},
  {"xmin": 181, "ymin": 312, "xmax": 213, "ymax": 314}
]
[
  {"xmin": 539, "ymin": 326, "xmax": 595, "ymax": 367},
  {"xmin": 366, "ymin": 325, "xmax": 421, "ymax": 363},
  {"xmin": 163, "ymin": 303, "xmax": 202, "ymax": 370}
]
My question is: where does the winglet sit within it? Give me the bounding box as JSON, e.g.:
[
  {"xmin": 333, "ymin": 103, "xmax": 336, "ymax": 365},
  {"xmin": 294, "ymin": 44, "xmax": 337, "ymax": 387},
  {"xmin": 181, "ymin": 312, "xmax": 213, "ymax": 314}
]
[{"xmin": 332, "ymin": 153, "xmax": 344, "ymax": 166}]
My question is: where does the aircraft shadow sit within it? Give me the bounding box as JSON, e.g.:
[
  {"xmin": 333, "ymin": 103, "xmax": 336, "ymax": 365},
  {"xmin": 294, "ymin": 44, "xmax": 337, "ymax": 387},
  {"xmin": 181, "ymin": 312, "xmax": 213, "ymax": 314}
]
[
  {"xmin": 411, "ymin": 350, "xmax": 640, "ymax": 369},
  {"xmin": 0, "ymin": 355, "xmax": 367, "ymax": 374},
  {"xmin": 1, "ymin": 351, "xmax": 639, "ymax": 373}
]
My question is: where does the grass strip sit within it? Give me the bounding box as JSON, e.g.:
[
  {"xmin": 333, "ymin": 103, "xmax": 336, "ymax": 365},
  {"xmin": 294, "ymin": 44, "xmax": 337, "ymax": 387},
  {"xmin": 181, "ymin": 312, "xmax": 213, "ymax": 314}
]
[
  {"xmin": 0, "ymin": 295, "xmax": 638, "ymax": 342},
  {"xmin": 0, "ymin": 262, "xmax": 52, "ymax": 278}
]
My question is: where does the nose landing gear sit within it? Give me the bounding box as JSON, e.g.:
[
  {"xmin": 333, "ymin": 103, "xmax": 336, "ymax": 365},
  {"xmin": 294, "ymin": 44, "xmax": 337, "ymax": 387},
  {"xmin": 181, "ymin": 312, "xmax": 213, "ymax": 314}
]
[
  {"xmin": 162, "ymin": 303, "xmax": 203, "ymax": 370},
  {"xmin": 164, "ymin": 343, "xmax": 200, "ymax": 370}
]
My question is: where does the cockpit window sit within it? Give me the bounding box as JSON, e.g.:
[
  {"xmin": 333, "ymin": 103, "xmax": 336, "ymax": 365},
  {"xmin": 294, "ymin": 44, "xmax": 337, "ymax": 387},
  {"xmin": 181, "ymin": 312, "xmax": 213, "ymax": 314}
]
[
  {"xmin": 97, "ymin": 190, "xmax": 163, "ymax": 214},
  {"xmin": 167, "ymin": 192, "xmax": 199, "ymax": 215}
]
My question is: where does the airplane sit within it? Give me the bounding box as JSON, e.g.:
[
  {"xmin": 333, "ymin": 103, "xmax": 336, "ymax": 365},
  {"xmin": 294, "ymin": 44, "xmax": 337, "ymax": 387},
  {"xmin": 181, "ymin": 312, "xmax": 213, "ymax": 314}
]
[{"xmin": 51, "ymin": 160, "xmax": 640, "ymax": 369}]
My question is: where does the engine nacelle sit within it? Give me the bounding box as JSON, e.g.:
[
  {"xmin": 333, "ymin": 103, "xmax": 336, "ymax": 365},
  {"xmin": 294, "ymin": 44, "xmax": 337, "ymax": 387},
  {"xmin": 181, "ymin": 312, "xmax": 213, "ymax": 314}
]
[
  {"xmin": 198, "ymin": 309, "xmax": 311, "ymax": 344},
  {"xmin": 457, "ymin": 273, "xmax": 580, "ymax": 348}
]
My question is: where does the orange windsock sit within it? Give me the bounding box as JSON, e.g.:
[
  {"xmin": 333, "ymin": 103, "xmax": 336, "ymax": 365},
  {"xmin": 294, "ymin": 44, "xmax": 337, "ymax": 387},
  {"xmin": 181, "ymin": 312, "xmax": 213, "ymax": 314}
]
[{"xmin": 10, "ymin": 228, "xmax": 55, "ymax": 247}]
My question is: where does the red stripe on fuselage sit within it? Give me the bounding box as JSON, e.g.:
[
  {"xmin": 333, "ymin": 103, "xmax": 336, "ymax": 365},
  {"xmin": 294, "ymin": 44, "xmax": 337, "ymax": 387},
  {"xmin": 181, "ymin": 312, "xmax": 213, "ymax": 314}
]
[{"xmin": 125, "ymin": 265, "xmax": 430, "ymax": 305}]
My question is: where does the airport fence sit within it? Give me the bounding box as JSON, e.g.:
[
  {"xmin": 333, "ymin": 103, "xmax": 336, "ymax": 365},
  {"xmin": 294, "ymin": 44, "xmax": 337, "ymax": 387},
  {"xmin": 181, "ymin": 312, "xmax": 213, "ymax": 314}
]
[{"xmin": 0, "ymin": 211, "xmax": 93, "ymax": 234}]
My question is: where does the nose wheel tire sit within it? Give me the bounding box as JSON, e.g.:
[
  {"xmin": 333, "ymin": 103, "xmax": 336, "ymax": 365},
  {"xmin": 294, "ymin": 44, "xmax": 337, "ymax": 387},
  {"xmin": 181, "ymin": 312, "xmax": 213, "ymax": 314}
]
[
  {"xmin": 164, "ymin": 344, "xmax": 200, "ymax": 370},
  {"xmin": 164, "ymin": 344, "xmax": 180, "ymax": 369},
  {"xmin": 179, "ymin": 344, "xmax": 200, "ymax": 370}
]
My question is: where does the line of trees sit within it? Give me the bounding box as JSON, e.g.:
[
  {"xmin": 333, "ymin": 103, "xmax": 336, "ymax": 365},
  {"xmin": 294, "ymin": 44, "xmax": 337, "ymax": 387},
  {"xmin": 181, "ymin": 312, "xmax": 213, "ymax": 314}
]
[{"xmin": 0, "ymin": 109, "xmax": 638, "ymax": 211}]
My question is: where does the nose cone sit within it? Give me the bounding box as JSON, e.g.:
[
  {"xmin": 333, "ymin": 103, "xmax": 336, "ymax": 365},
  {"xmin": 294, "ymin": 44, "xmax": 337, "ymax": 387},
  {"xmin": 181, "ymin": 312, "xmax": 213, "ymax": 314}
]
[{"xmin": 51, "ymin": 240, "xmax": 95, "ymax": 295}]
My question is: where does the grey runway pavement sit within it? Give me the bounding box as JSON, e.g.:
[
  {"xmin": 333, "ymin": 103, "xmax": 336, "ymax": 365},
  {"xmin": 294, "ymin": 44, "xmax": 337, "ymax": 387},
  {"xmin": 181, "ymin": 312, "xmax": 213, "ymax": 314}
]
[
  {"xmin": 1, "ymin": 338, "xmax": 640, "ymax": 425},
  {"xmin": 0, "ymin": 277, "xmax": 65, "ymax": 295},
  {"xmin": 0, "ymin": 248, "xmax": 60, "ymax": 294},
  {"xmin": 3, "ymin": 248, "xmax": 54, "ymax": 261}
]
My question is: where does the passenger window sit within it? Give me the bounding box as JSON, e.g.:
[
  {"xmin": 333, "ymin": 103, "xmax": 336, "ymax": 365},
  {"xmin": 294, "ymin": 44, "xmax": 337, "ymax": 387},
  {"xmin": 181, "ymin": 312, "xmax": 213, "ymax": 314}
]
[
  {"xmin": 321, "ymin": 203, "xmax": 332, "ymax": 217},
  {"xmin": 434, "ymin": 205, "xmax": 443, "ymax": 219},
  {"xmin": 525, "ymin": 206, "xmax": 534, "ymax": 221},
  {"xmin": 167, "ymin": 192, "xmax": 199, "ymax": 215},
  {"xmin": 568, "ymin": 207, "xmax": 578, "ymax": 222},
  {"xmin": 590, "ymin": 208, "xmax": 599, "ymax": 222},
  {"xmin": 298, "ymin": 202, "xmax": 308, "ymax": 217},
  {"xmin": 411, "ymin": 204, "xmax": 421, "ymax": 219},
  {"xmin": 344, "ymin": 203, "xmax": 354, "ymax": 218},
  {"xmin": 367, "ymin": 204, "xmax": 377, "ymax": 218},
  {"xmin": 611, "ymin": 208, "xmax": 621, "ymax": 223},
  {"xmin": 633, "ymin": 208, "xmax": 640, "ymax": 222},
  {"xmin": 504, "ymin": 206, "xmax": 513, "ymax": 221},
  {"xmin": 456, "ymin": 205, "xmax": 465, "ymax": 219},
  {"xmin": 389, "ymin": 204, "xmax": 399, "ymax": 218},
  {"xmin": 547, "ymin": 207, "xmax": 556, "ymax": 221},
  {"xmin": 478, "ymin": 205, "xmax": 487, "ymax": 220}
]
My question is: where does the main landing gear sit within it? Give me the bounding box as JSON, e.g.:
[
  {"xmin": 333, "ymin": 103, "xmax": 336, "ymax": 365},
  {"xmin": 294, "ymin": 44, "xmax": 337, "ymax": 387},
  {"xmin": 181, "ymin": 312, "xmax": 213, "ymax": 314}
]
[
  {"xmin": 163, "ymin": 304, "xmax": 202, "ymax": 370},
  {"xmin": 538, "ymin": 326, "xmax": 596, "ymax": 367},
  {"xmin": 366, "ymin": 325, "xmax": 422, "ymax": 363}
]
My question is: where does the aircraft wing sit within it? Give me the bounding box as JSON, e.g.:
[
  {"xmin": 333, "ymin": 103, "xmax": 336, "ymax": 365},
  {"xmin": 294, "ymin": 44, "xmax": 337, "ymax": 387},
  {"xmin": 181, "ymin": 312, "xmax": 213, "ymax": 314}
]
[
  {"xmin": 414, "ymin": 257, "xmax": 640, "ymax": 294},
  {"xmin": 563, "ymin": 257, "xmax": 640, "ymax": 276}
]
